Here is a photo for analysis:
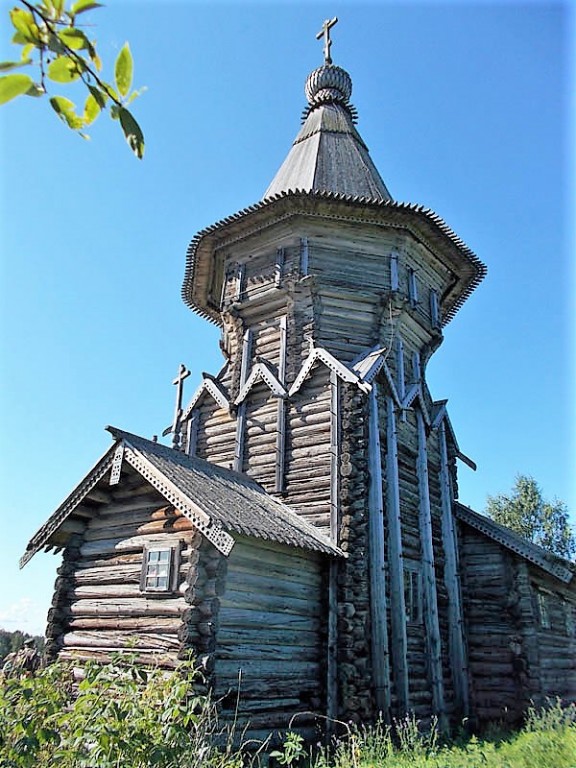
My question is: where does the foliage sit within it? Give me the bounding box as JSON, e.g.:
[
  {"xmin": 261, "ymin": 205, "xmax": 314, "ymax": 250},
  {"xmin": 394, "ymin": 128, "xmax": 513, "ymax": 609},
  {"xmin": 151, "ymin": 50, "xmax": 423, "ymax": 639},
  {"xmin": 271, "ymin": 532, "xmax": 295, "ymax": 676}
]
[
  {"xmin": 1, "ymin": 1, "xmax": 144, "ymax": 157},
  {"xmin": 486, "ymin": 474, "xmax": 575, "ymax": 560},
  {"xmin": 0, "ymin": 657, "xmax": 240, "ymax": 767},
  {"xmin": 306, "ymin": 700, "xmax": 576, "ymax": 768}
]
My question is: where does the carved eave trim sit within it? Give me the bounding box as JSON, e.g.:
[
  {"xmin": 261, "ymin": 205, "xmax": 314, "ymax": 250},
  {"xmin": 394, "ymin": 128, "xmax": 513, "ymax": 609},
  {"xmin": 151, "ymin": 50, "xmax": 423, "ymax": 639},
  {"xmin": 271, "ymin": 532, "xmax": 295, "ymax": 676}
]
[
  {"xmin": 182, "ymin": 375, "xmax": 230, "ymax": 420},
  {"xmin": 431, "ymin": 400, "xmax": 477, "ymax": 470},
  {"xmin": 351, "ymin": 345, "xmax": 387, "ymax": 384},
  {"xmin": 19, "ymin": 444, "xmax": 117, "ymax": 568},
  {"xmin": 120, "ymin": 441, "xmax": 235, "ymax": 555},
  {"xmin": 455, "ymin": 502, "xmax": 574, "ymax": 584},
  {"xmin": 235, "ymin": 361, "xmax": 286, "ymax": 405},
  {"xmin": 289, "ymin": 345, "xmax": 370, "ymax": 396},
  {"xmin": 183, "ymin": 191, "xmax": 486, "ymax": 327}
]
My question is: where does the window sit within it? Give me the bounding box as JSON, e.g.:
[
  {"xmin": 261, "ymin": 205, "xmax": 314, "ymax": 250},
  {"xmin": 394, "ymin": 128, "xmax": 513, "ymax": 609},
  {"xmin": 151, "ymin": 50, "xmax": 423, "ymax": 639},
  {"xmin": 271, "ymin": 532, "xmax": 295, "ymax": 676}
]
[
  {"xmin": 429, "ymin": 289, "xmax": 440, "ymax": 327},
  {"xmin": 535, "ymin": 589, "xmax": 551, "ymax": 629},
  {"xmin": 404, "ymin": 564, "xmax": 422, "ymax": 623},
  {"xmin": 390, "ymin": 253, "xmax": 399, "ymax": 291},
  {"xmin": 140, "ymin": 543, "xmax": 180, "ymax": 593},
  {"xmin": 408, "ymin": 268, "xmax": 418, "ymax": 306}
]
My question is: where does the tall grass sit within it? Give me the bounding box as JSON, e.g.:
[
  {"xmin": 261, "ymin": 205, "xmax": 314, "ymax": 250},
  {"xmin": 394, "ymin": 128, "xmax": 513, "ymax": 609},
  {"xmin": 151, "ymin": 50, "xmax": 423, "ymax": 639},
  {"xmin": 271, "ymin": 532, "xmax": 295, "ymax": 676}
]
[{"xmin": 0, "ymin": 659, "xmax": 574, "ymax": 767}]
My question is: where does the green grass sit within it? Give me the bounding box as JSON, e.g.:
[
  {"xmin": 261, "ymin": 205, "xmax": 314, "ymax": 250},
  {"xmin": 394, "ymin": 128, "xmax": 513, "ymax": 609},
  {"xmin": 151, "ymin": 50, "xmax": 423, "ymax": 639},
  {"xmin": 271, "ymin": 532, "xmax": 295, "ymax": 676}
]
[{"xmin": 0, "ymin": 659, "xmax": 574, "ymax": 767}]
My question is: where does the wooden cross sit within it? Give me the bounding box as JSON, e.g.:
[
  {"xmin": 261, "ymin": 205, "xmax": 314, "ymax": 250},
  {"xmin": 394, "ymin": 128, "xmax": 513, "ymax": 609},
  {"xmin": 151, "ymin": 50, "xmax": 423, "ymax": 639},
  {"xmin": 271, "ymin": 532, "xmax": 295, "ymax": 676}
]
[
  {"xmin": 316, "ymin": 16, "xmax": 338, "ymax": 64},
  {"xmin": 163, "ymin": 363, "xmax": 191, "ymax": 449}
]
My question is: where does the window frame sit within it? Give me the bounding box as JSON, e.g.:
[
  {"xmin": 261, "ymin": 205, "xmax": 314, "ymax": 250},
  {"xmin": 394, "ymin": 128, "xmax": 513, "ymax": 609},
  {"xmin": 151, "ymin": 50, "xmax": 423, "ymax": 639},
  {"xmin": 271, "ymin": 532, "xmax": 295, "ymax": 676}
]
[{"xmin": 140, "ymin": 541, "xmax": 181, "ymax": 594}]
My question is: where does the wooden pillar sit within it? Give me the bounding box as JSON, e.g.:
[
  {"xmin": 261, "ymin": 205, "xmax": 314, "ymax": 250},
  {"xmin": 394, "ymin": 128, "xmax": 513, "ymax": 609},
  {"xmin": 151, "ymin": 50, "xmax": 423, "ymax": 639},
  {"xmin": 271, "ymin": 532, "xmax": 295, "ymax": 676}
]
[
  {"xmin": 234, "ymin": 328, "xmax": 252, "ymax": 472},
  {"xmin": 275, "ymin": 316, "xmax": 287, "ymax": 492},
  {"xmin": 327, "ymin": 369, "xmax": 340, "ymax": 723},
  {"xmin": 368, "ymin": 384, "xmax": 391, "ymax": 717},
  {"xmin": 438, "ymin": 421, "xmax": 469, "ymax": 716},
  {"xmin": 385, "ymin": 394, "xmax": 408, "ymax": 712},
  {"xmin": 416, "ymin": 408, "xmax": 445, "ymax": 719},
  {"xmin": 187, "ymin": 413, "xmax": 199, "ymax": 457}
]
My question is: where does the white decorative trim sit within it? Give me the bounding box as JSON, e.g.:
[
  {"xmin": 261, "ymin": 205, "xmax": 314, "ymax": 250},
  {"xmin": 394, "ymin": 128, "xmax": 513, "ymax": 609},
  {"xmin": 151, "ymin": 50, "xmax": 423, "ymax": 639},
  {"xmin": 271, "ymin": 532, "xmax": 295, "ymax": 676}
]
[
  {"xmin": 182, "ymin": 376, "xmax": 229, "ymax": 420},
  {"xmin": 123, "ymin": 443, "xmax": 235, "ymax": 556},
  {"xmin": 351, "ymin": 345, "xmax": 387, "ymax": 384},
  {"xmin": 289, "ymin": 346, "xmax": 369, "ymax": 396},
  {"xmin": 235, "ymin": 362, "xmax": 286, "ymax": 405},
  {"xmin": 109, "ymin": 443, "xmax": 124, "ymax": 486}
]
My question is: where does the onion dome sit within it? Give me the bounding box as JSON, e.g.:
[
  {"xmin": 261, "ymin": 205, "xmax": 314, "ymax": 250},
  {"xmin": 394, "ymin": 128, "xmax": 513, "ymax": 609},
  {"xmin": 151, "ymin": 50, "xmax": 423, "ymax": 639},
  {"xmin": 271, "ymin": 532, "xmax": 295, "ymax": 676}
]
[{"xmin": 263, "ymin": 59, "xmax": 392, "ymax": 202}]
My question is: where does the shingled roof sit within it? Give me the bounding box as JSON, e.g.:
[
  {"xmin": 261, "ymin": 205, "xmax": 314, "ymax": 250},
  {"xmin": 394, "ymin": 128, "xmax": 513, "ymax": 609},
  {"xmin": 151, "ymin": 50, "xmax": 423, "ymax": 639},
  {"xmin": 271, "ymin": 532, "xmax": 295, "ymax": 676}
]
[
  {"xmin": 264, "ymin": 63, "xmax": 392, "ymax": 202},
  {"xmin": 20, "ymin": 427, "xmax": 344, "ymax": 567}
]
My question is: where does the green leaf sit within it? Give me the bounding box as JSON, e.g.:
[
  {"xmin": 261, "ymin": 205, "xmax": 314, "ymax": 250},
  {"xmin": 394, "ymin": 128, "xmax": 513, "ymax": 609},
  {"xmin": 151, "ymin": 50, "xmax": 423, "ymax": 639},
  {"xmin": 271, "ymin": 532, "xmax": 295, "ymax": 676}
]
[
  {"xmin": 0, "ymin": 73, "xmax": 34, "ymax": 105},
  {"xmin": 9, "ymin": 8, "xmax": 39, "ymax": 43},
  {"xmin": 58, "ymin": 28, "xmax": 90, "ymax": 51},
  {"xmin": 83, "ymin": 92, "xmax": 100, "ymax": 125},
  {"xmin": 49, "ymin": 95, "xmax": 85, "ymax": 129},
  {"xmin": 47, "ymin": 56, "xmax": 81, "ymax": 83},
  {"xmin": 21, "ymin": 44, "xmax": 35, "ymax": 61},
  {"xmin": 118, "ymin": 107, "xmax": 144, "ymax": 158},
  {"xmin": 114, "ymin": 43, "xmax": 133, "ymax": 98},
  {"xmin": 87, "ymin": 84, "xmax": 108, "ymax": 109},
  {"xmin": 70, "ymin": 0, "xmax": 103, "ymax": 14},
  {"xmin": 25, "ymin": 83, "xmax": 45, "ymax": 97},
  {"xmin": 0, "ymin": 60, "xmax": 31, "ymax": 72}
]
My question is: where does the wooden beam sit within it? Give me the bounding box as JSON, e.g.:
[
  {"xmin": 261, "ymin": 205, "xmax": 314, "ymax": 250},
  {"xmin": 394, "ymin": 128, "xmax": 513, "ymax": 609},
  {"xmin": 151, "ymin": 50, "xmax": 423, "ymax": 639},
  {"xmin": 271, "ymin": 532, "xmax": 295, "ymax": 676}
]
[
  {"xmin": 416, "ymin": 408, "xmax": 446, "ymax": 721},
  {"xmin": 385, "ymin": 395, "xmax": 408, "ymax": 712},
  {"xmin": 438, "ymin": 420, "xmax": 469, "ymax": 717},
  {"xmin": 368, "ymin": 385, "xmax": 391, "ymax": 717}
]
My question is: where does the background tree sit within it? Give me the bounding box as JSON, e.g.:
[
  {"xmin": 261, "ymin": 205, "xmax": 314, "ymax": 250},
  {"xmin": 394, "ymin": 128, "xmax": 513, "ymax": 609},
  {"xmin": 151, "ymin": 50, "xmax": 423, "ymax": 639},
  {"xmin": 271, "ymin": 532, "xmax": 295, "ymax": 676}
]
[
  {"xmin": 486, "ymin": 474, "xmax": 575, "ymax": 560},
  {"xmin": 1, "ymin": 0, "xmax": 144, "ymax": 157}
]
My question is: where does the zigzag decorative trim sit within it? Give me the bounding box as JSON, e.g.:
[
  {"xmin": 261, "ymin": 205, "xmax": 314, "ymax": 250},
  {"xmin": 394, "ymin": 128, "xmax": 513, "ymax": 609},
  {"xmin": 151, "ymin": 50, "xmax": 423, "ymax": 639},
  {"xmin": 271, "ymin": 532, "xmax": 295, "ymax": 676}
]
[
  {"xmin": 182, "ymin": 376, "xmax": 229, "ymax": 420},
  {"xmin": 289, "ymin": 346, "xmax": 370, "ymax": 396},
  {"xmin": 235, "ymin": 361, "xmax": 286, "ymax": 405}
]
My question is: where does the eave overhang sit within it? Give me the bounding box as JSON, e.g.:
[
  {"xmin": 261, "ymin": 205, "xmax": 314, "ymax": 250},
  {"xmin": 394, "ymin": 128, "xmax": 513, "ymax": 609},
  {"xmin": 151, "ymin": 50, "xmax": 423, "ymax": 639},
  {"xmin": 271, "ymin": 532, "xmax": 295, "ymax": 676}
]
[{"xmin": 183, "ymin": 190, "xmax": 486, "ymax": 328}]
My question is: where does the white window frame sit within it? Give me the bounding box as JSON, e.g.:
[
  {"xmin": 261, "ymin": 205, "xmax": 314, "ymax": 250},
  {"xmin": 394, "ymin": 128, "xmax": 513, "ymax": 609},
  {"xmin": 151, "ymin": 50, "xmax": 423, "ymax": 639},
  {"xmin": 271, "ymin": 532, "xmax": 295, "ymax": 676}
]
[{"xmin": 140, "ymin": 541, "xmax": 181, "ymax": 594}]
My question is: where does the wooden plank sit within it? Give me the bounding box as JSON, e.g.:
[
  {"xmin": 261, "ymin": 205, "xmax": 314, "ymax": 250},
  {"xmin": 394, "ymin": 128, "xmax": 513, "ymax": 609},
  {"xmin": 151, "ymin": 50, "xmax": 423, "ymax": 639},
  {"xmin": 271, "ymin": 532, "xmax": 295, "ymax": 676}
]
[
  {"xmin": 416, "ymin": 407, "xmax": 445, "ymax": 720},
  {"xmin": 368, "ymin": 384, "xmax": 391, "ymax": 717},
  {"xmin": 385, "ymin": 394, "xmax": 408, "ymax": 711},
  {"xmin": 438, "ymin": 420, "xmax": 469, "ymax": 716}
]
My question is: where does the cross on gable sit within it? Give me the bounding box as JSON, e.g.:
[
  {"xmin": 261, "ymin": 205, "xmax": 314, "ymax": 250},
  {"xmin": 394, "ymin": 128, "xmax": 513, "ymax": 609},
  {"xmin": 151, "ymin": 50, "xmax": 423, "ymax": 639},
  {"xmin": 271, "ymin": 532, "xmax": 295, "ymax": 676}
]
[
  {"xmin": 316, "ymin": 16, "xmax": 338, "ymax": 64},
  {"xmin": 162, "ymin": 363, "xmax": 191, "ymax": 450}
]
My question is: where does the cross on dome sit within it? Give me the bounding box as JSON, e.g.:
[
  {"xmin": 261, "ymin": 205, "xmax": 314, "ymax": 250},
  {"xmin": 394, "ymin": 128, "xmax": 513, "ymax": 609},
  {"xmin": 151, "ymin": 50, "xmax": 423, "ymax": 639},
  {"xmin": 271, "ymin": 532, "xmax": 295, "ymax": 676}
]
[{"xmin": 316, "ymin": 16, "xmax": 338, "ymax": 64}]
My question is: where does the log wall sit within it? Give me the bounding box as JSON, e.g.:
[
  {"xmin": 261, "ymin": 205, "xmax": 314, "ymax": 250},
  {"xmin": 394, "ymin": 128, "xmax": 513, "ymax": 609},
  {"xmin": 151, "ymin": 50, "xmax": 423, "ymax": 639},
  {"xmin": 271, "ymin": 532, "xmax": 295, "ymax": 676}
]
[
  {"xmin": 214, "ymin": 535, "xmax": 326, "ymax": 741},
  {"xmin": 46, "ymin": 473, "xmax": 200, "ymax": 667}
]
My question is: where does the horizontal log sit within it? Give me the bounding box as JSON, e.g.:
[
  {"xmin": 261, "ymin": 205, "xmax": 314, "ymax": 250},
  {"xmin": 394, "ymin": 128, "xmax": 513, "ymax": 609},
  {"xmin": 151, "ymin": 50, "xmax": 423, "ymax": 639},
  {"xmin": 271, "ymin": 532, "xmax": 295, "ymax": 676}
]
[{"xmin": 62, "ymin": 631, "xmax": 180, "ymax": 650}]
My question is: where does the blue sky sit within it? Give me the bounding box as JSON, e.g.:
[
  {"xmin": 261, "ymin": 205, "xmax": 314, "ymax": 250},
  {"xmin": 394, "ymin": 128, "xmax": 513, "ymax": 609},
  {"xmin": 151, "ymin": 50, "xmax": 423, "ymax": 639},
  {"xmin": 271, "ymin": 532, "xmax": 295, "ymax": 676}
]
[{"xmin": 0, "ymin": 1, "xmax": 573, "ymax": 635}]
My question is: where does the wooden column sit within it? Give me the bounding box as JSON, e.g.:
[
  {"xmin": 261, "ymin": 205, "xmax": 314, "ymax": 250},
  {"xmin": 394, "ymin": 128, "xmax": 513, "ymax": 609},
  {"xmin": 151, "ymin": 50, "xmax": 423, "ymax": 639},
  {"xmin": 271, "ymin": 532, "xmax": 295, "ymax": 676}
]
[
  {"xmin": 385, "ymin": 394, "xmax": 408, "ymax": 712},
  {"xmin": 368, "ymin": 384, "xmax": 391, "ymax": 716},
  {"xmin": 234, "ymin": 329, "xmax": 252, "ymax": 472},
  {"xmin": 275, "ymin": 316, "xmax": 287, "ymax": 493},
  {"xmin": 186, "ymin": 413, "xmax": 199, "ymax": 457},
  {"xmin": 327, "ymin": 369, "xmax": 340, "ymax": 723},
  {"xmin": 416, "ymin": 408, "xmax": 445, "ymax": 719},
  {"xmin": 438, "ymin": 420, "xmax": 469, "ymax": 716}
]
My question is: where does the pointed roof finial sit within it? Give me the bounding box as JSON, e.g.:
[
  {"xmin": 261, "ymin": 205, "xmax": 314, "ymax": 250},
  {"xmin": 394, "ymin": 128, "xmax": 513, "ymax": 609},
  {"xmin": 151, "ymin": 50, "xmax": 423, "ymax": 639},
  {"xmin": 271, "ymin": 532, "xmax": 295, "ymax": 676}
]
[{"xmin": 316, "ymin": 16, "xmax": 338, "ymax": 64}]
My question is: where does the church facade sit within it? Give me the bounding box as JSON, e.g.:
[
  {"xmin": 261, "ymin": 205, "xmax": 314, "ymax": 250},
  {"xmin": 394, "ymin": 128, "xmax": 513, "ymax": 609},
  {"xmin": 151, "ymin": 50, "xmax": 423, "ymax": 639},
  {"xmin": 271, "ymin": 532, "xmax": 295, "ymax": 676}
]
[{"xmin": 22, "ymin": 27, "xmax": 575, "ymax": 738}]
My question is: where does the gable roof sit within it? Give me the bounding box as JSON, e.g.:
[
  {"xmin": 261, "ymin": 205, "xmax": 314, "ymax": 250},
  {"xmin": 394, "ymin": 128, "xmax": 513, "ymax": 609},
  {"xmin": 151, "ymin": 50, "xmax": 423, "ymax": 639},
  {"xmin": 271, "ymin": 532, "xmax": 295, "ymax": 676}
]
[
  {"xmin": 455, "ymin": 502, "xmax": 574, "ymax": 584},
  {"xmin": 20, "ymin": 427, "xmax": 344, "ymax": 568}
]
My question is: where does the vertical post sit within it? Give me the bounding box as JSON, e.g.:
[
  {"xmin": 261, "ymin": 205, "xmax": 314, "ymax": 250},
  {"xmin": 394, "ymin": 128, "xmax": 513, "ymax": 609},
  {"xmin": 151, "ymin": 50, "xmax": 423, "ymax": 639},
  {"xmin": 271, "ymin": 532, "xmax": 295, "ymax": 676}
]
[
  {"xmin": 275, "ymin": 316, "xmax": 288, "ymax": 493},
  {"xmin": 327, "ymin": 370, "xmax": 340, "ymax": 724},
  {"xmin": 300, "ymin": 237, "xmax": 309, "ymax": 277},
  {"xmin": 234, "ymin": 329, "xmax": 252, "ymax": 472},
  {"xmin": 416, "ymin": 408, "xmax": 445, "ymax": 720},
  {"xmin": 187, "ymin": 414, "xmax": 199, "ymax": 457},
  {"xmin": 438, "ymin": 421, "xmax": 469, "ymax": 716},
  {"xmin": 368, "ymin": 384, "xmax": 391, "ymax": 717},
  {"xmin": 385, "ymin": 395, "xmax": 409, "ymax": 712}
]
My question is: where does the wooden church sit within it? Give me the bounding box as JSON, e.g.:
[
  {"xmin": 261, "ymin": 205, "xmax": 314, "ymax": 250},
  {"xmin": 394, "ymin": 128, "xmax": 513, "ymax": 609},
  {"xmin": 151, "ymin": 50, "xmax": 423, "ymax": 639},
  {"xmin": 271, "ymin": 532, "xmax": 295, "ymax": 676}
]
[{"xmin": 21, "ymin": 20, "xmax": 575, "ymax": 739}]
